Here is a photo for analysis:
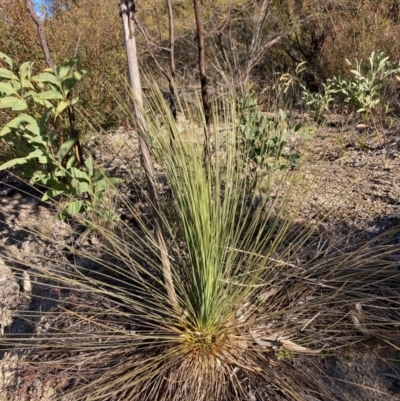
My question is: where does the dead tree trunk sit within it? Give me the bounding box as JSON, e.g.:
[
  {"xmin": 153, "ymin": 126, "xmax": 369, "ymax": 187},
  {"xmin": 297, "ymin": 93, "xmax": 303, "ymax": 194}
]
[
  {"xmin": 193, "ymin": 0, "xmax": 211, "ymax": 162},
  {"xmin": 119, "ymin": 0, "xmax": 179, "ymax": 311},
  {"xmin": 25, "ymin": 0, "xmax": 54, "ymax": 69},
  {"xmin": 165, "ymin": 0, "xmax": 177, "ymax": 120}
]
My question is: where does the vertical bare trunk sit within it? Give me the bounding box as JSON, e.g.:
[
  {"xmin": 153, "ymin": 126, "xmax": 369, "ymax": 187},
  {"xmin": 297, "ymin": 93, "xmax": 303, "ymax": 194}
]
[
  {"xmin": 165, "ymin": 0, "xmax": 177, "ymax": 120},
  {"xmin": 119, "ymin": 0, "xmax": 179, "ymax": 310},
  {"xmin": 25, "ymin": 0, "xmax": 54, "ymax": 69},
  {"xmin": 25, "ymin": 0, "xmax": 84, "ymax": 168},
  {"xmin": 193, "ymin": 0, "xmax": 211, "ymax": 159}
]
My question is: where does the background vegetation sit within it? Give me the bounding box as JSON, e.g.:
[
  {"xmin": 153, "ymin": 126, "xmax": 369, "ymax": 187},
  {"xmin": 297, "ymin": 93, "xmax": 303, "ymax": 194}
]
[{"xmin": 2, "ymin": 0, "xmax": 400, "ymax": 132}]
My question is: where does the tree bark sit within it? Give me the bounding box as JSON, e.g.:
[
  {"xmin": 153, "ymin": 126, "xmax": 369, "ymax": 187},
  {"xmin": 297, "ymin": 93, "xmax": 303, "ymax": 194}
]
[
  {"xmin": 165, "ymin": 0, "xmax": 177, "ymax": 120},
  {"xmin": 25, "ymin": 0, "xmax": 54, "ymax": 69},
  {"xmin": 119, "ymin": 0, "xmax": 179, "ymax": 311},
  {"xmin": 193, "ymin": 0, "xmax": 211, "ymax": 160}
]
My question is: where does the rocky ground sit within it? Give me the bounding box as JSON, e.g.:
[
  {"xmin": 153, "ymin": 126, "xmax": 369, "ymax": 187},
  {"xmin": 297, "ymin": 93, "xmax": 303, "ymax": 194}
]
[{"xmin": 0, "ymin": 118, "xmax": 399, "ymax": 400}]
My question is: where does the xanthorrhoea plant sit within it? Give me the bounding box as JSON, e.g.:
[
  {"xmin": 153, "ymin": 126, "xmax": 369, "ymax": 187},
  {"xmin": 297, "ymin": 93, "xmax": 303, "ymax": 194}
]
[{"xmin": 1, "ymin": 90, "xmax": 400, "ymax": 401}]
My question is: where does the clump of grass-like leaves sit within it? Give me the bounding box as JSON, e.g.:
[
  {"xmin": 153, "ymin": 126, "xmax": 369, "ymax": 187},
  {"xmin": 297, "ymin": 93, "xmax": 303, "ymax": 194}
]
[{"xmin": 1, "ymin": 91, "xmax": 400, "ymax": 401}]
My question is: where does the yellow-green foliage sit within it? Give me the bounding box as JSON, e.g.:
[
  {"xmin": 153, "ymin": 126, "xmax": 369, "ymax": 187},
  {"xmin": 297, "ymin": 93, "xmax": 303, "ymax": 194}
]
[{"xmin": 2, "ymin": 0, "xmax": 400, "ymax": 132}]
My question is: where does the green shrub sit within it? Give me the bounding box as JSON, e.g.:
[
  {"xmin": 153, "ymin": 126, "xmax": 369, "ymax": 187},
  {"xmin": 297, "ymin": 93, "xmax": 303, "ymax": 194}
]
[
  {"xmin": 237, "ymin": 94, "xmax": 300, "ymax": 175},
  {"xmin": 0, "ymin": 53, "xmax": 122, "ymax": 221},
  {"xmin": 328, "ymin": 51, "xmax": 400, "ymax": 121},
  {"xmin": 298, "ymin": 52, "xmax": 400, "ymax": 124}
]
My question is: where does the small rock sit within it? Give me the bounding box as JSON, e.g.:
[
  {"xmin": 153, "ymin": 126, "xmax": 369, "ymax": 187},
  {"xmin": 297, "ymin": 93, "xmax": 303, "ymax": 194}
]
[{"xmin": 22, "ymin": 270, "xmax": 32, "ymax": 294}]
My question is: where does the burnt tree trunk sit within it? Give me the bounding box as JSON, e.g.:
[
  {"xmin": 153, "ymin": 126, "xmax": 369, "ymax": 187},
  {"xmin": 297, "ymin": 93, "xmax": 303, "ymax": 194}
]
[{"xmin": 193, "ymin": 0, "xmax": 211, "ymax": 162}]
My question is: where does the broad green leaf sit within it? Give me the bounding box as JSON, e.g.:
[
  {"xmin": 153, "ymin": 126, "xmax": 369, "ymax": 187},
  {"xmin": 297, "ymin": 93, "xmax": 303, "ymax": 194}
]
[
  {"xmin": 0, "ymin": 113, "xmax": 37, "ymax": 136},
  {"xmin": 26, "ymin": 148, "xmax": 45, "ymax": 159},
  {"xmin": 20, "ymin": 77, "xmax": 35, "ymax": 89},
  {"xmin": 9, "ymin": 79, "xmax": 22, "ymax": 91},
  {"xmin": 65, "ymin": 200, "xmax": 85, "ymax": 215},
  {"xmin": 44, "ymin": 99, "xmax": 53, "ymax": 109},
  {"xmin": 93, "ymin": 168, "xmax": 106, "ymax": 181},
  {"xmin": 0, "ymin": 82, "xmax": 17, "ymax": 96},
  {"xmin": 48, "ymin": 130, "xmax": 58, "ymax": 144},
  {"xmin": 39, "ymin": 108, "xmax": 54, "ymax": 132},
  {"xmin": 55, "ymin": 100, "xmax": 68, "ymax": 117},
  {"xmin": 69, "ymin": 167, "xmax": 89, "ymax": 181},
  {"xmin": 85, "ymin": 157, "xmax": 94, "ymax": 177},
  {"xmin": 25, "ymin": 123, "xmax": 41, "ymax": 137},
  {"xmin": 94, "ymin": 179, "xmax": 110, "ymax": 194},
  {"xmin": 0, "ymin": 97, "xmax": 28, "ymax": 111},
  {"xmin": 34, "ymin": 90, "xmax": 65, "ymax": 101},
  {"xmin": 38, "ymin": 155, "xmax": 52, "ymax": 164},
  {"xmin": 42, "ymin": 183, "xmax": 70, "ymax": 201},
  {"xmin": 66, "ymin": 155, "xmax": 76, "ymax": 169},
  {"xmin": 12, "ymin": 99, "xmax": 28, "ymax": 111},
  {"xmin": 95, "ymin": 177, "xmax": 123, "ymax": 194},
  {"xmin": 23, "ymin": 90, "xmax": 35, "ymax": 99},
  {"xmin": 56, "ymin": 58, "xmax": 78, "ymax": 80},
  {"xmin": 54, "ymin": 168, "xmax": 66, "ymax": 178},
  {"xmin": 58, "ymin": 138, "xmax": 77, "ymax": 163},
  {"xmin": 278, "ymin": 109, "xmax": 286, "ymax": 121},
  {"xmin": 0, "ymin": 157, "xmax": 27, "ymax": 170},
  {"xmin": 31, "ymin": 72, "xmax": 61, "ymax": 88},
  {"xmin": 32, "ymin": 94, "xmax": 58, "ymax": 109},
  {"xmin": 19, "ymin": 61, "xmax": 33, "ymax": 81},
  {"xmin": 0, "ymin": 96, "xmax": 20, "ymax": 108},
  {"xmin": 0, "ymin": 68, "xmax": 18, "ymax": 80},
  {"xmin": 97, "ymin": 209, "xmax": 120, "ymax": 221},
  {"xmin": 71, "ymin": 178, "xmax": 89, "ymax": 194},
  {"xmin": 62, "ymin": 69, "xmax": 86, "ymax": 95},
  {"xmin": 30, "ymin": 170, "xmax": 48, "ymax": 185},
  {"xmin": 0, "ymin": 52, "xmax": 13, "ymax": 69},
  {"xmin": 28, "ymin": 135, "xmax": 46, "ymax": 145},
  {"xmin": 69, "ymin": 96, "xmax": 79, "ymax": 106}
]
